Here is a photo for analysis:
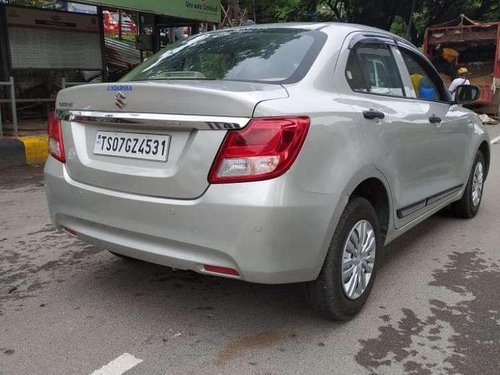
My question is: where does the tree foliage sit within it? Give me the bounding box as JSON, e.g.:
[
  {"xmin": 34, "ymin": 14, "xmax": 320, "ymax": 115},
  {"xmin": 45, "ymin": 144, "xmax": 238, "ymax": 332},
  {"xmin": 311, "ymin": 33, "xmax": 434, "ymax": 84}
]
[
  {"xmin": 3, "ymin": 0, "xmax": 49, "ymax": 6},
  {"xmin": 8, "ymin": 0, "xmax": 500, "ymax": 46},
  {"xmin": 235, "ymin": 0, "xmax": 499, "ymax": 45}
]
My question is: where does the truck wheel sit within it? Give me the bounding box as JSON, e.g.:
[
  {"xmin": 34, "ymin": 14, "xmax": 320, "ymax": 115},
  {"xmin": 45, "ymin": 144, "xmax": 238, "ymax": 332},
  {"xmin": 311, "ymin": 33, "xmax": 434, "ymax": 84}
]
[
  {"xmin": 452, "ymin": 151, "xmax": 485, "ymax": 218},
  {"xmin": 306, "ymin": 197, "xmax": 381, "ymax": 321}
]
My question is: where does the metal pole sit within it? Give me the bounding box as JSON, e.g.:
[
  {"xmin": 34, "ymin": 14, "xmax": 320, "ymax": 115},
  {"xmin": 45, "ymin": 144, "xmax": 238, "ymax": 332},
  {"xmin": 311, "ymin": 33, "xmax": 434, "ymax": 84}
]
[
  {"xmin": 169, "ymin": 28, "xmax": 175, "ymax": 44},
  {"xmin": 407, "ymin": 0, "xmax": 416, "ymax": 41},
  {"xmin": 97, "ymin": 6, "xmax": 107, "ymax": 82},
  {"xmin": 138, "ymin": 12, "xmax": 144, "ymax": 62},
  {"xmin": 62, "ymin": 77, "xmax": 66, "ymax": 89},
  {"xmin": 9, "ymin": 76, "xmax": 18, "ymax": 138},
  {"xmin": 0, "ymin": 100, "xmax": 3, "ymax": 137},
  {"xmin": 118, "ymin": 10, "xmax": 122, "ymax": 41}
]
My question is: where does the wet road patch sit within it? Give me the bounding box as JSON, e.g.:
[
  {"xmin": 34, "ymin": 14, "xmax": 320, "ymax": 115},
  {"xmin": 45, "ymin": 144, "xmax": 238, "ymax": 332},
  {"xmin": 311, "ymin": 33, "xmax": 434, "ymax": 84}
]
[{"xmin": 355, "ymin": 249, "xmax": 500, "ymax": 374}]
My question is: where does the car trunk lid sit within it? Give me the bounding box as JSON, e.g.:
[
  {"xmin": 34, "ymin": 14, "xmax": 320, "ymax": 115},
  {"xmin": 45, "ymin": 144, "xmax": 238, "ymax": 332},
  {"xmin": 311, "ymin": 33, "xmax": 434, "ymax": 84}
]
[{"xmin": 57, "ymin": 81, "xmax": 288, "ymax": 199}]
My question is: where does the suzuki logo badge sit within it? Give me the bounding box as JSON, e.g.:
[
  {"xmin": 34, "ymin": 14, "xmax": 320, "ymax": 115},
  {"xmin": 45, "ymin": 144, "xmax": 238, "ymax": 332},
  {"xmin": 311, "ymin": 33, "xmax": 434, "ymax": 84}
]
[{"xmin": 114, "ymin": 92, "xmax": 127, "ymax": 109}]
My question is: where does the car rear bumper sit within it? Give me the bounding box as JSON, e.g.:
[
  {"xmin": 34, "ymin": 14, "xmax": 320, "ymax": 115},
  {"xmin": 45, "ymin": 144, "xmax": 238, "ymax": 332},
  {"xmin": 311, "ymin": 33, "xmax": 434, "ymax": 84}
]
[{"xmin": 44, "ymin": 157, "xmax": 339, "ymax": 284}]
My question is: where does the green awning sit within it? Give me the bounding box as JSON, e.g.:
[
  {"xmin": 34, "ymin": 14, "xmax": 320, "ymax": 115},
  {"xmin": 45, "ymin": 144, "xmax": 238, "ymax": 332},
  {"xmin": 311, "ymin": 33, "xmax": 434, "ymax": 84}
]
[{"xmin": 80, "ymin": 0, "xmax": 221, "ymax": 23}]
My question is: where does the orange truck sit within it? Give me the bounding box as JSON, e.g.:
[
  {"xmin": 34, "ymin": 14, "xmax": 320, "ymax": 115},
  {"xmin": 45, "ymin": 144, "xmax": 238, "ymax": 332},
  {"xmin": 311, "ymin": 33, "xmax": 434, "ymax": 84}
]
[{"xmin": 424, "ymin": 15, "xmax": 500, "ymax": 115}]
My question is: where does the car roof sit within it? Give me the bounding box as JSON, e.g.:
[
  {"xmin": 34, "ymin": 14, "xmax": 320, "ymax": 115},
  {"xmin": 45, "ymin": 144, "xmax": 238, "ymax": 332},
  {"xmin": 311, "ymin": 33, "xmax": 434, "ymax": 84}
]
[
  {"xmin": 230, "ymin": 22, "xmax": 386, "ymax": 33},
  {"xmin": 227, "ymin": 22, "xmax": 415, "ymax": 48}
]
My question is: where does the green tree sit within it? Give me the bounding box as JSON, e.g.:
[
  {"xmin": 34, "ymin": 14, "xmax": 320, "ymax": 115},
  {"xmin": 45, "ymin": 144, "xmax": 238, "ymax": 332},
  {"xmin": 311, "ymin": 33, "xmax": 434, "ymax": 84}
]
[
  {"xmin": 236, "ymin": 0, "xmax": 318, "ymax": 22},
  {"xmin": 405, "ymin": 0, "xmax": 500, "ymax": 45},
  {"xmin": 4, "ymin": 0, "xmax": 50, "ymax": 5},
  {"xmin": 241, "ymin": 0, "xmax": 499, "ymax": 45}
]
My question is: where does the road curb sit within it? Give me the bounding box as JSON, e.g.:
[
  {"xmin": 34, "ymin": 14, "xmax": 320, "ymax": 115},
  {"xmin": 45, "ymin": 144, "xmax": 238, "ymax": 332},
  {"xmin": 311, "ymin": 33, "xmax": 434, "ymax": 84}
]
[
  {"xmin": 0, "ymin": 137, "xmax": 26, "ymax": 169},
  {"xmin": 20, "ymin": 135, "xmax": 49, "ymax": 164},
  {"xmin": 0, "ymin": 135, "xmax": 48, "ymax": 169}
]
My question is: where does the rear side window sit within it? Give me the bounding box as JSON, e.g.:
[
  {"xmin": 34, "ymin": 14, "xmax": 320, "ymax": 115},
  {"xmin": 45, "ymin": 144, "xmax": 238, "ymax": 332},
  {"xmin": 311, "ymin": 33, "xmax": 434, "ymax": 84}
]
[
  {"xmin": 399, "ymin": 49, "xmax": 445, "ymax": 102},
  {"xmin": 345, "ymin": 51, "xmax": 368, "ymax": 92},
  {"xmin": 122, "ymin": 28, "xmax": 327, "ymax": 84},
  {"xmin": 345, "ymin": 44, "xmax": 405, "ymax": 97}
]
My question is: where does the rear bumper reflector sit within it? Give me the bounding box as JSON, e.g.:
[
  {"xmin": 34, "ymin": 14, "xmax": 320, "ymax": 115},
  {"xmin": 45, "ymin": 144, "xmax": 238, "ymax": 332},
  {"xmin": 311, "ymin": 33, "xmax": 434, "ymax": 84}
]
[
  {"xmin": 204, "ymin": 265, "xmax": 240, "ymax": 276},
  {"xmin": 61, "ymin": 226, "xmax": 79, "ymax": 237}
]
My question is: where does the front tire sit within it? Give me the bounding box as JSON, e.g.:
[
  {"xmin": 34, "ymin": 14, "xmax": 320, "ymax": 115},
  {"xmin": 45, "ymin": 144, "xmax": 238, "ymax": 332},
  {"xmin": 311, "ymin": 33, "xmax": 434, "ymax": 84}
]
[
  {"xmin": 306, "ymin": 197, "xmax": 381, "ymax": 321},
  {"xmin": 452, "ymin": 151, "xmax": 485, "ymax": 219}
]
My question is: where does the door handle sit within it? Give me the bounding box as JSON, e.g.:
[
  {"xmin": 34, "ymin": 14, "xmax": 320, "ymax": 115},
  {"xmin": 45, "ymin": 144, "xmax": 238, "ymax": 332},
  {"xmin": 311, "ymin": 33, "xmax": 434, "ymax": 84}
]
[
  {"xmin": 363, "ymin": 109, "xmax": 385, "ymax": 120},
  {"xmin": 429, "ymin": 115, "xmax": 442, "ymax": 124}
]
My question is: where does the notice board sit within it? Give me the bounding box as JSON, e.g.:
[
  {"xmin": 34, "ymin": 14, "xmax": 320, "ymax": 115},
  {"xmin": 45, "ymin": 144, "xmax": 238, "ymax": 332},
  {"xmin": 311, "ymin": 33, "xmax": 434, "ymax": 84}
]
[{"xmin": 6, "ymin": 6, "xmax": 103, "ymax": 70}]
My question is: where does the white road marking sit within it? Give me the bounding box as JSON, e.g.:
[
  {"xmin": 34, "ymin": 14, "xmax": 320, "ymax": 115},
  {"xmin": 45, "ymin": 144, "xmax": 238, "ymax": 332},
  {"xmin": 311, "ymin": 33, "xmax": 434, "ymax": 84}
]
[
  {"xmin": 491, "ymin": 135, "xmax": 500, "ymax": 145},
  {"xmin": 89, "ymin": 353, "xmax": 143, "ymax": 375}
]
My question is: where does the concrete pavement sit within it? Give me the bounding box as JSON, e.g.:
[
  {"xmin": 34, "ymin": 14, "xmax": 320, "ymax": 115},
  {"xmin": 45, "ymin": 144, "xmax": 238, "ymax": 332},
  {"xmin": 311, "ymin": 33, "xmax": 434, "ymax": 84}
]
[{"xmin": 0, "ymin": 141, "xmax": 499, "ymax": 374}]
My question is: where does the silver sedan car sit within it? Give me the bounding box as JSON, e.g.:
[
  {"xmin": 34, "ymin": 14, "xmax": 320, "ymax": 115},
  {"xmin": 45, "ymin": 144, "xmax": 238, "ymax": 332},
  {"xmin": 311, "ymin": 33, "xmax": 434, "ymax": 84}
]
[{"xmin": 45, "ymin": 23, "xmax": 490, "ymax": 320}]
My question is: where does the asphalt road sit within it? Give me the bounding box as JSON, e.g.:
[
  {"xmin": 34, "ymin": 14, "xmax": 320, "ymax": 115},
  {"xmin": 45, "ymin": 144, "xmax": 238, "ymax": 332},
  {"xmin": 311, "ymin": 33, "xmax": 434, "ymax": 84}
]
[{"xmin": 1, "ymin": 128, "xmax": 500, "ymax": 375}]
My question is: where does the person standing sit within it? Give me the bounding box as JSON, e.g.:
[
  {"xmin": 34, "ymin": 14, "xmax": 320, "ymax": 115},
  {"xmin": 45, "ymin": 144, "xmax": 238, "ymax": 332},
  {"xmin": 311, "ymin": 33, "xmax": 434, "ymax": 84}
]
[
  {"xmin": 442, "ymin": 47, "xmax": 459, "ymax": 63},
  {"xmin": 448, "ymin": 67, "xmax": 470, "ymax": 101},
  {"xmin": 435, "ymin": 45, "xmax": 460, "ymax": 78}
]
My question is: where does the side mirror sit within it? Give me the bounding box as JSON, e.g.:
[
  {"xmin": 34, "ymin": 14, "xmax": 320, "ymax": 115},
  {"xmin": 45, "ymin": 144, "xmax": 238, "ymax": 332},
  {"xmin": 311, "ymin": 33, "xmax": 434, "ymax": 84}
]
[{"xmin": 455, "ymin": 85, "xmax": 480, "ymax": 104}]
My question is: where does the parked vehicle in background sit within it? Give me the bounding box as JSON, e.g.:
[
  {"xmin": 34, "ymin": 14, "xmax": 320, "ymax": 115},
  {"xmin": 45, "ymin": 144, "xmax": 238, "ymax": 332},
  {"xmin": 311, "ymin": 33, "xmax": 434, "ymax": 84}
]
[
  {"xmin": 424, "ymin": 15, "xmax": 500, "ymax": 115},
  {"xmin": 45, "ymin": 23, "xmax": 490, "ymax": 320},
  {"xmin": 103, "ymin": 11, "xmax": 137, "ymax": 35}
]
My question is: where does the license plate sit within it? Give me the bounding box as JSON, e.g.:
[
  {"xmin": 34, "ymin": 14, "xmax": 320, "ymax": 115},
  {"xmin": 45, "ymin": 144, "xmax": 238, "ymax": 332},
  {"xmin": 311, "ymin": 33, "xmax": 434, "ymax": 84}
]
[{"xmin": 93, "ymin": 131, "xmax": 170, "ymax": 162}]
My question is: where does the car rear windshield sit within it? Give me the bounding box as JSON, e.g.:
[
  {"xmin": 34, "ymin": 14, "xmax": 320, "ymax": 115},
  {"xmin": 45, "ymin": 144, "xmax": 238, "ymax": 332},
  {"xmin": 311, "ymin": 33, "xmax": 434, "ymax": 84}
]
[{"xmin": 121, "ymin": 28, "xmax": 326, "ymax": 84}]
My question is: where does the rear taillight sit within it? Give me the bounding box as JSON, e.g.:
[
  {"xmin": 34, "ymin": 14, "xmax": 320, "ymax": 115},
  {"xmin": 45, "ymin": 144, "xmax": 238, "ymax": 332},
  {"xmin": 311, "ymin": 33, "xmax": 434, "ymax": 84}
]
[
  {"xmin": 48, "ymin": 112, "xmax": 65, "ymax": 163},
  {"xmin": 208, "ymin": 117, "xmax": 310, "ymax": 184}
]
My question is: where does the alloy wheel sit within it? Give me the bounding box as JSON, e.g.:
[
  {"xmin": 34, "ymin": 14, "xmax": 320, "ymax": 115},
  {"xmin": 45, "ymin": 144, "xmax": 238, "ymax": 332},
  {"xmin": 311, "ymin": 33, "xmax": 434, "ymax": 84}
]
[
  {"xmin": 472, "ymin": 162, "xmax": 484, "ymax": 207},
  {"xmin": 342, "ymin": 220, "xmax": 376, "ymax": 300}
]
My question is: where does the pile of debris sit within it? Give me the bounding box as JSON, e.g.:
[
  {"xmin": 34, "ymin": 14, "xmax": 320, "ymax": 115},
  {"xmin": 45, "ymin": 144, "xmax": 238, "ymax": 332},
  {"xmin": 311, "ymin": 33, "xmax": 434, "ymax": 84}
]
[{"xmin": 478, "ymin": 114, "xmax": 498, "ymax": 125}]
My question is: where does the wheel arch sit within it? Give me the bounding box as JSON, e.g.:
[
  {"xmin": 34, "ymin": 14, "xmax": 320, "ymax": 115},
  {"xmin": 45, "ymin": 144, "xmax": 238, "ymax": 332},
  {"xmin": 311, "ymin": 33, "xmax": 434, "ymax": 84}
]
[
  {"xmin": 478, "ymin": 141, "xmax": 490, "ymax": 179},
  {"xmin": 349, "ymin": 177, "xmax": 391, "ymax": 243},
  {"xmin": 312, "ymin": 168, "xmax": 395, "ymax": 280}
]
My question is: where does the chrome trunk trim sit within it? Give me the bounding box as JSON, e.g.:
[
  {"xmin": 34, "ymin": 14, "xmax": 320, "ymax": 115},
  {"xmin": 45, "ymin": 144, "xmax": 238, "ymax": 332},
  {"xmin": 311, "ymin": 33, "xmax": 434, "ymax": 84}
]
[{"xmin": 59, "ymin": 110, "xmax": 250, "ymax": 130}]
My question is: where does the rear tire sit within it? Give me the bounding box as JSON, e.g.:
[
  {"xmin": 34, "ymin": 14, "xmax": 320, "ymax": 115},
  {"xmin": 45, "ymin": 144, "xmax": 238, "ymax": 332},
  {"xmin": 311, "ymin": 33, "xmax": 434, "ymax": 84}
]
[
  {"xmin": 451, "ymin": 151, "xmax": 485, "ymax": 219},
  {"xmin": 306, "ymin": 197, "xmax": 381, "ymax": 321}
]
